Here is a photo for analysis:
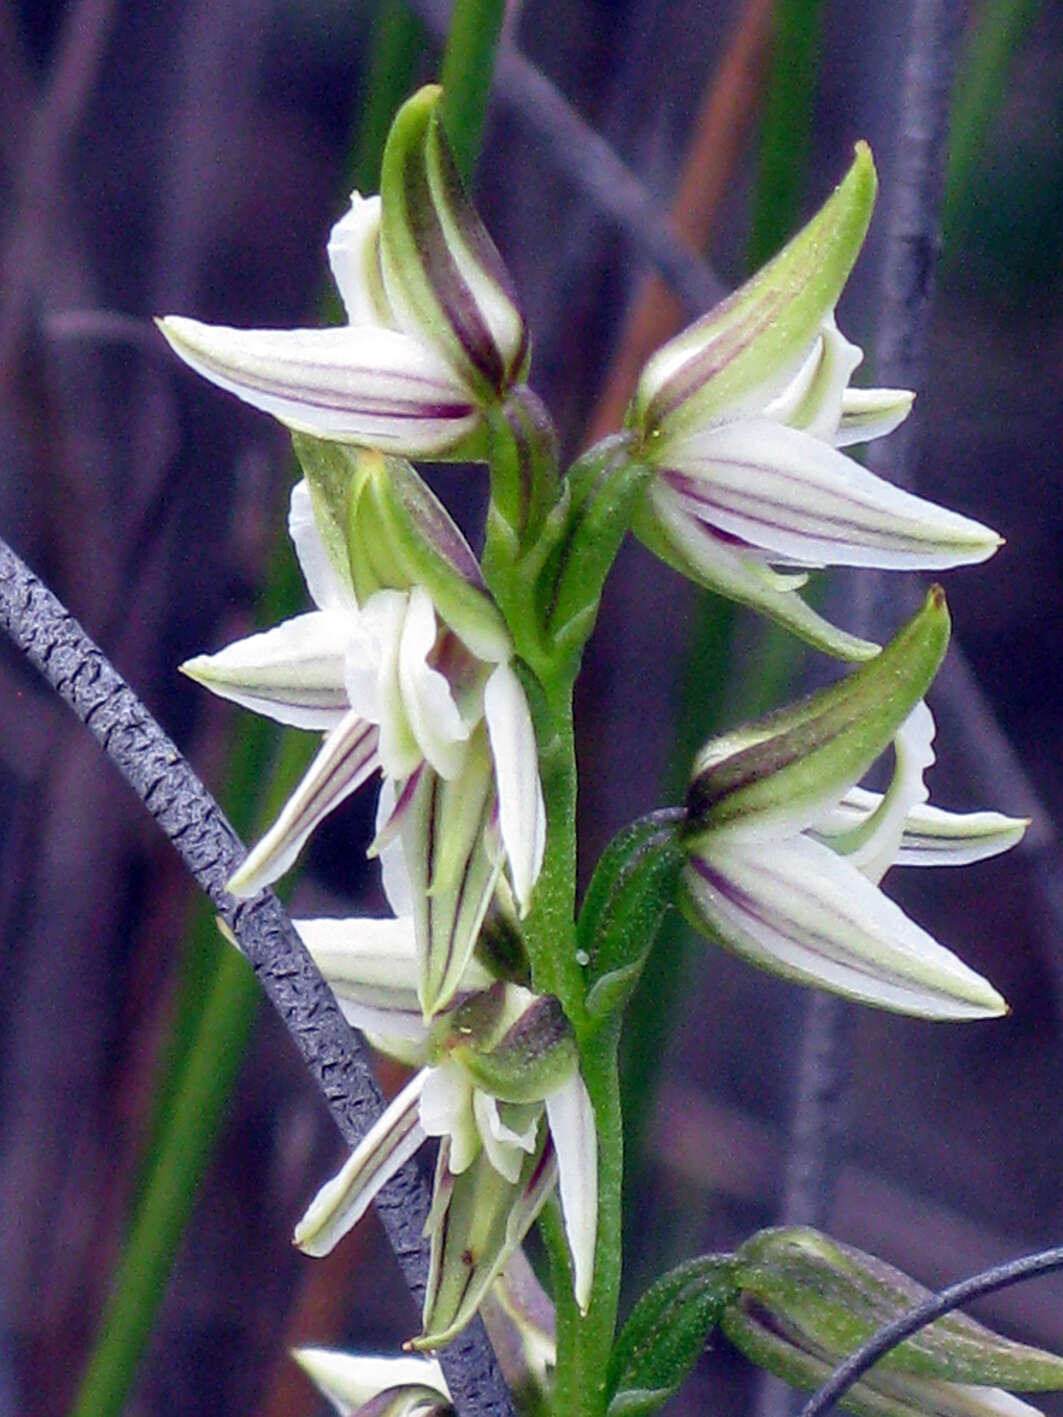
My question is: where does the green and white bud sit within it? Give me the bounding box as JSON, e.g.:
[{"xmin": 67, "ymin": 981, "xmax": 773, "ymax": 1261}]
[
  {"xmin": 722, "ymin": 1228, "xmax": 1063, "ymax": 1417},
  {"xmin": 380, "ymin": 85, "xmax": 529, "ymax": 405},
  {"xmin": 292, "ymin": 434, "xmax": 510, "ymax": 661}
]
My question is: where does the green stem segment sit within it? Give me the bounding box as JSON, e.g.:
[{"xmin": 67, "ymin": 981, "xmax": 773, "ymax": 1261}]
[{"xmin": 482, "ymin": 400, "xmax": 634, "ymax": 1415}]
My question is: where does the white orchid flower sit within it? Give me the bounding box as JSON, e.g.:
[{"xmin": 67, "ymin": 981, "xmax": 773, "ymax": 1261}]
[
  {"xmin": 292, "ymin": 1251, "xmax": 557, "ymax": 1415},
  {"xmin": 158, "ymin": 88, "xmax": 526, "ymax": 459},
  {"xmin": 682, "ymin": 590, "xmax": 1018, "ymax": 1020},
  {"xmin": 293, "ymin": 1346, "xmax": 453, "ymax": 1417},
  {"xmin": 292, "ymin": 915, "xmax": 597, "ymax": 1345},
  {"xmin": 628, "ymin": 144, "xmax": 1001, "ymax": 661},
  {"xmin": 183, "ymin": 474, "xmax": 545, "ymax": 1017}
]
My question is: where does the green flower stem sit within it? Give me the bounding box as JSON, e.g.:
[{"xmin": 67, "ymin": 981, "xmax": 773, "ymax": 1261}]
[
  {"xmin": 484, "ymin": 411, "xmax": 632, "ymax": 1417},
  {"xmin": 439, "ymin": 0, "xmax": 506, "ymax": 181},
  {"xmin": 520, "ymin": 681, "xmax": 584, "ymax": 1019},
  {"xmin": 519, "ymin": 679, "xmax": 624, "ymax": 1417},
  {"xmin": 541, "ymin": 1024, "xmax": 625, "ymax": 1417}
]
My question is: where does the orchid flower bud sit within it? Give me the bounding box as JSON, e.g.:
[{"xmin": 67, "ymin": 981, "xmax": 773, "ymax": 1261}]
[{"xmin": 723, "ymin": 1228, "xmax": 1063, "ymax": 1417}]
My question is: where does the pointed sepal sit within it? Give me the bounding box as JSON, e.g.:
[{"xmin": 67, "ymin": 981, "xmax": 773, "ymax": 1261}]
[
  {"xmin": 631, "ymin": 144, "xmax": 877, "ymax": 442},
  {"xmin": 380, "ymin": 85, "xmax": 529, "ymax": 404},
  {"xmin": 685, "ymin": 587, "xmax": 950, "ymax": 847},
  {"xmin": 293, "ymin": 1071, "xmax": 428, "ymax": 1258},
  {"xmin": 815, "ymin": 792, "xmax": 1030, "ymax": 868},
  {"xmin": 292, "ymin": 1348, "xmax": 452, "ymax": 1417},
  {"xmin": 156, "ymin": 316, "xmax": 481, "ymax": 457}
]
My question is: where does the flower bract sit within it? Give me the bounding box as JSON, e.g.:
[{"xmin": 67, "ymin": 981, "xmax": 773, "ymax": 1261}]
[{"xmin": 724, "ymin": 1228, "xmax": 1063, "ymax": 1417}]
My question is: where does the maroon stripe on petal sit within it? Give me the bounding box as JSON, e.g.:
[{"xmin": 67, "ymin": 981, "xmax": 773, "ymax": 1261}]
[{"xmin": 402, "ymin": 130, "xmax": 507, "ymax": 395}]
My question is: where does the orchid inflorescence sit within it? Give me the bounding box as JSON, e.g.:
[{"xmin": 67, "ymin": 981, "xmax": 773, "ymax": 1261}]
[{"xmin": 161, "ymin": 85, "xmax": 1055, "ymax": 1417}]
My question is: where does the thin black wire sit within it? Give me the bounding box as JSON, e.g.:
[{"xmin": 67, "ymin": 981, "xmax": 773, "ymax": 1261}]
[
  {"xmin": 0, "ymin": 536, "xmax": 515, "ymax": 1417},
  {"xmin": 800, "ymin": 1246, "xmax": 1063, "ymax": 1417}
]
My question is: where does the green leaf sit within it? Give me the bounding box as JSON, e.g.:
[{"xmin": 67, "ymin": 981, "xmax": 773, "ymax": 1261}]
[
  {"xmin": 606, "ymin": 1255, "xmax": 740, "ymax": 1416},
  {"xmin": 541, "ymin": 436, "xmax": 654, "ymax": 660},
  {"xmin": 578, "ymin": 811, "xmax": 685, "ymax": 1022}
]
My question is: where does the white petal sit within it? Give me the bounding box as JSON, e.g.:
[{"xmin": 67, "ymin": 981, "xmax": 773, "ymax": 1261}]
[
  {"xmin": 181, "ymin": 610, "xmax": 350, "ymax": 729},
  {"xmin": 294, "ymin": 1070, "xmax": 428, "ymax": 1257},
  {"xmin": 762, "ymin": 318, "xmax": 863, "ymax": 442},
  {"xmin": 345, "ymin": 589, "xmax": 423, "ymax": 781},
  {"xmin": 398, "ymin": 586, "xmax": 472, "ymax": 780},
  {"xmin": 158, "ymin": 316, "xmax": 479, "ymax": 456},
  {"xmin": 814, "ymin": 788, "xmax": 1029, "ymax": 868},
  {"xmin": 661, "ymin": 418, "xmax": 1001, "ymax": 570},
  {"xmin": 688, "ymin": 834, "xmax": 1007, "ymax": 1020},
  {"xmin": 288, "ymin": 478, "xmax": 356, "ymax": 612},
  {"xmin": 842, "ymin": 700, "xmax": 936, "ymax": 883},
  {"xmin": 375, "ymin": 779, "xmax": 415, "ymax": 916},
  {"xmin": 419, "ymin": 1062, "xmax": 480, "ymax": 1173},
  {"xmin": 474, "ymin": 1092, "xmax": 540, "ymax": 1183},
  {"xmin": 921, "ymin": 1384, "xmax": 1045, "ymax": 1417},
  {"xmin": 292, "ymin": 1348, "xmax": 450, "ymax": 1415},
  {"xmin": 484, "ymin": 663, "xmax": 546, "ymax": 912},
  {"xmin": 836, "ymin": 386, "xmax": 915, "ymax": 446},
  {"xmin": 227, "ymin": 710, "xmax": 379, "ymax": 897},
  {"xmin": 326, "ymin": 192, "xmax": 396, "ymax": 328},
  {"xmin": 544, "ymin": 1073, "xmax": 598, "ymax": 1314}
]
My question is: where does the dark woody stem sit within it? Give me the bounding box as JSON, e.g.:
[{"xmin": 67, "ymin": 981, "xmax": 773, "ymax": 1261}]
[{"xmin": 0, "ymin": 536, "xmax": 515, "ymax": 1417}]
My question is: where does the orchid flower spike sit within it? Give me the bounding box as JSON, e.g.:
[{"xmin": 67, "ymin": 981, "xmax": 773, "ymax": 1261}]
[
  {"xmin": 182, "ymin": 445, "xmax": 545, "ymax": 1018},
  {"xmin": 681, "ymin": 588, "xmax": 1020, "ymax": 1019},
  {"xmin": 292, "ymin": 914, "xmax": 597, "ymax": 1346},
  {"xmin": 158, "ymin": 86, "xmax": 527, "ymax": 459},
  {"xmin": 626, "ymin": 144, "xmax": 1001, "ymax": 661}
]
